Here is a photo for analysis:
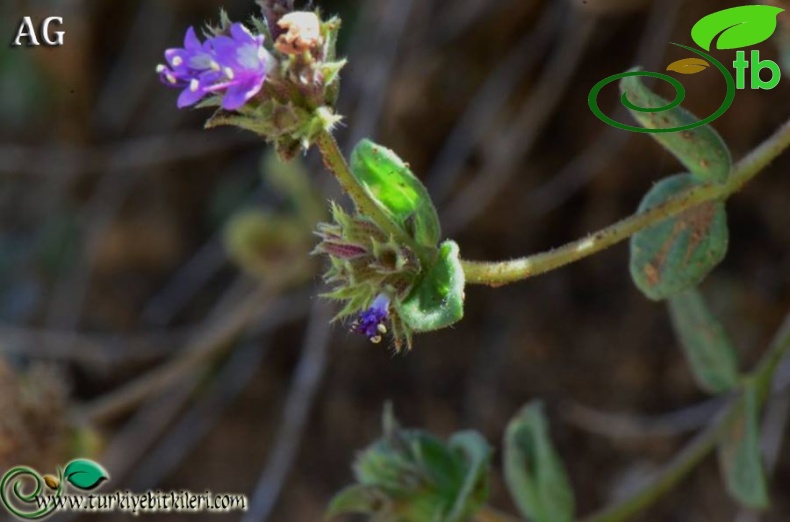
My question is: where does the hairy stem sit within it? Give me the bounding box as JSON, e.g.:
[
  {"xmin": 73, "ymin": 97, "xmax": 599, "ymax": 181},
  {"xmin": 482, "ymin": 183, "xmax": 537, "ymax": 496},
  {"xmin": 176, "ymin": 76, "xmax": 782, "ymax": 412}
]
[
  {"xmin": 462, "ymin": 117, "xmax": 790, "ymax": 286},
  {"xmin": 314, "ymin": 128, "xmax": 418, "ymax": 251}
]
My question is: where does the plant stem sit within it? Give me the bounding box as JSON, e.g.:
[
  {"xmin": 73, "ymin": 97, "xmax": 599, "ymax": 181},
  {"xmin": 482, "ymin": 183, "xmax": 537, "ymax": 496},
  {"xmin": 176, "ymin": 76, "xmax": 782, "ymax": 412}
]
[
  {"xmin": 314, "ymin": 128, "xmax": 418, "ymax": 251},
  {"xmin": 580, "ymin": 311, "xmax": 790, "ymax": 522},
  {"xmin": 462, "ymin": 117, "xmax": 790, "ymax": 286}
]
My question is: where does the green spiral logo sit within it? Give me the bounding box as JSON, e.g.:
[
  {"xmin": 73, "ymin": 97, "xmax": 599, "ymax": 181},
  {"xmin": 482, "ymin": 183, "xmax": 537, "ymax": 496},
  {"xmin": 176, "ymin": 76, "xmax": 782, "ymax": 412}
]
[
  {"xmin": 588, "ymin": 43, "xmax": 736, "ymax": 133},
  {"xmin": 0, "ymin": 466, "xmax": 62, "ymax": 520}
]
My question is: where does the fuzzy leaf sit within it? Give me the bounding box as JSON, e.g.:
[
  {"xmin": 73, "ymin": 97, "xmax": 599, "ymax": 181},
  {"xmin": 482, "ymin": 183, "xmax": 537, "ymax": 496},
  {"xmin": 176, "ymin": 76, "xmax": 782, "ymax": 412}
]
[
  {"xmin": 668, "ymin": 288, "xmax": 740, "ymax": 393},
  {"xmin": 63, "ymin": 459, "xmax": 109, "ymax": 491},
  {"xmin": 350, "ymin": 139, "xmax": 441, "ymax": 247},
  {"xmin": 620, "ymin": 74, "xmax": 731, "ymax": 183},
  {"xmin": 692, "ymin": 5, "xmax": 784, "ymax": 51},
  {"xmin": 630, "ymin": 174, "xmax": 729, "ymax": 300},
  {"xmin": 717, "ymin": 381, "xmax": 770, "ymax": 509},
  {"xmin": 446, "ymin": 432, "xmax": 492, "ymax": 522},
  {"xmin": 504, "ymin": 403, "xmax": 574, "ymax": 522},
  {"xmin": 399, "ymin": 240, "xmax": 464, "ymax": 333}
]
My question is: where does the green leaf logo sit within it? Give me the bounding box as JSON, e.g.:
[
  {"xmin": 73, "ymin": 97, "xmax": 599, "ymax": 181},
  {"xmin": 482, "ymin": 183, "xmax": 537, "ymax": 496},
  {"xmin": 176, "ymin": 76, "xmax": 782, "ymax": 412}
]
[
  {"xmin": 63, "ymin": 459, "xmax": 109, "ymax": 491},
  {"xmin": 691, "ymin": 5, "xmax": 784, "ymax": 51}
]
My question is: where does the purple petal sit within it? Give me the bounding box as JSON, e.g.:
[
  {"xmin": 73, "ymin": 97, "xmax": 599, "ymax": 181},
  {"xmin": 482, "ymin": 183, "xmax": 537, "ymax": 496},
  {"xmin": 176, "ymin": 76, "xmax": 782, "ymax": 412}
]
[
  {"xmin": 220, "ymin": 84, "xmax": 250, "ymax": 110},
  {"xmin": 183, "ymin": 27, "xmax": 201, "ymax": 50},
  {"xmin": 177, "ymin": 85, "xmax": 206, "ymax": 108},
  {"xmin": 230, "ymin": 23, "xmax": 256, "ymax": 44}
]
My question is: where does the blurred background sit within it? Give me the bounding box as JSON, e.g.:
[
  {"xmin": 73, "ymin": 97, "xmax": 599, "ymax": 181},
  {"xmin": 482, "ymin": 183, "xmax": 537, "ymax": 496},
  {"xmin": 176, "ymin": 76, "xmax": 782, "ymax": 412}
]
[{"xmin": 0, "ymin": 0, "xmax": 789, "ymax": 520}]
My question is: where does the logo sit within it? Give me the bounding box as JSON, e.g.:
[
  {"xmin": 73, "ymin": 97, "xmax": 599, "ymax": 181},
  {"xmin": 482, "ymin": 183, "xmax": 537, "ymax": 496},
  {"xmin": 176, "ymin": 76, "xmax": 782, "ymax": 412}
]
[
  {"xmin": 589, "ymin": 5, "xmax": 784, "ymax": 133},
  {"xmin": 0, "ymin": 459, "xmax": 247, "ymax": 519},
  {"xmin": 1, "ymin": 459, "xmax": 108, "ymax": 519}
]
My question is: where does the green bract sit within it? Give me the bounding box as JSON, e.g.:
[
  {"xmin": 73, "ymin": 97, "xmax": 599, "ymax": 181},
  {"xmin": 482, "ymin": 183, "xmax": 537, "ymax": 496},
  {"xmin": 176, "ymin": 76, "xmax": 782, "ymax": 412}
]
[
  {"xmin": 327, "ymin": 406, "xmax": 491, "ymax": 522},
  {"xmin": 398, "ymin": 241, "xmax": 465, "ymax": 333},
  {"xmin": 350, "ymin": 139, "xmax": 441, "ymax": 248},
  {"xmin": 630, "ymin": 174, "xmax": 729, "ymax": 300}
]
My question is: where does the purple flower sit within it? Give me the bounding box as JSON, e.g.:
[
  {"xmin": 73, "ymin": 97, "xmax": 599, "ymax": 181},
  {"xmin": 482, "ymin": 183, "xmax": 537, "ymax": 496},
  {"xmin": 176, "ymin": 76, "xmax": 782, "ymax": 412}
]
[
  {"xmin": 351, "ymin": 294, "xmax": 390, "ymax": 344},
  {"xmin": 157, "ymin": 24, "xmax": 273, "ymax": 110}
]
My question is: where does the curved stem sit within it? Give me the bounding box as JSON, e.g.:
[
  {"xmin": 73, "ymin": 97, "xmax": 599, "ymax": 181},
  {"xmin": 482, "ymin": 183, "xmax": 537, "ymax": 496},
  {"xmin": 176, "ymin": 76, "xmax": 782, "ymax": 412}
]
[
  {"xmin": 314, "ymin": 128, "xmax": 418, "ymax": 251},
  {"xmin": 462, "ymin": 117, "xmax": 790, "ymax": 286}
]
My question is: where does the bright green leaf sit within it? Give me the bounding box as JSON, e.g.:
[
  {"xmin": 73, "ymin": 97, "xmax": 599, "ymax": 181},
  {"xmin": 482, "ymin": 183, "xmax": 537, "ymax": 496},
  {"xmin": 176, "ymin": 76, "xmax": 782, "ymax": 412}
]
[
  {"xmin": 504, "ymin": 402, "xmax": 574, "ymax": 522},
  {"xmin": 668, "ymin": 288, "xmax": 740, "ymax": 394},
  {"xmin": 717, "ymin": 381, "xmax": 770, "ymax": 509},
  {"xmin": 630, "ymin": 174, "xmax": 729, "ymax": 301},
  {"xmin": 63, "ymin": 459, "xmax": 109, "ymax": 491},
  {"xmin": 350, "ymin": 139, "xmax": 441, "ymax": 247},
  {"xmin": 399, "ymin": 241, "xmax": 464, "ymax": 332},
  {"xmin": 691, "ymin": 5, "xmax": 784, "ymax": 51},
  {"xmin": 620, "ymin": 74, "xmax": 731, "ymax": 183}
]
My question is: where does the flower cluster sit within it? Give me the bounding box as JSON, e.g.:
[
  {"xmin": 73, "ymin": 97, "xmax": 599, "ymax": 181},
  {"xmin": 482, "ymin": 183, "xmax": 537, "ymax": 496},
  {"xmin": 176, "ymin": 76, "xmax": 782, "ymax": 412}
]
[
  {"xmin": 157, "ymin": 24, "xmax": 273, "ymax": 110},
  {"xmin": 313, "ymin": 204, "xmax": 421, "ymax": 350},
  {"xmin": 157, "ymin": 7, "xmax": 345, "ymax": 159}
]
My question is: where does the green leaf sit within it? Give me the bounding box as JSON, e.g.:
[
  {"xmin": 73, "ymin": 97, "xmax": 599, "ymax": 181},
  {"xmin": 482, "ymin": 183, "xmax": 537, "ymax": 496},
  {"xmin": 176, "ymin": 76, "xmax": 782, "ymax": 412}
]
[
  {"xmin": 399, "ymin": 240, "xmax": 465, "ymax": 332},
  {"xmin": 668, "ymin": 288, "xmax": 739, "ymax": 394},
  {"xmin": 63, "ymin": 459, "xmax": 109, "ymax": 491},
  {"xmin": 630, "ymin": 174, "xmax": 729, "ymax": 301},
  {"xmin": 619, "ymin": 74, "xmax": 731, "ymax": 183},
  {"xmin": 446, "ymin": 432, "xmax": 492, "ymax": 522},
  {"xmin": 350, "ymin": 139, "xmax": 441, "ymax": 247},
  {"xmin": 325, "ymin": 484, "xmax": 388, "ymax": 519},
  {"xmin": 504, "ymin": 402, "xmax": 574, "ymax": 522},
  {"xmin": 717, "ymin": 381, "xmax": 770, "ymax": 509},
  {"xmin": 691, "ymin": 5, "xmax": 784, "ymax": 51},
  {"xmin": 412, "ymin": 432, "xmax": 465, "ymax": 494}
]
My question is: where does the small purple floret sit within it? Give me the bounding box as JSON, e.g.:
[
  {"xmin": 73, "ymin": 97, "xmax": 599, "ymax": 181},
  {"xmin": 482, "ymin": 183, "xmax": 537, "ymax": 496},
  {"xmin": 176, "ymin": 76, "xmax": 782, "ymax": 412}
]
[
  {"xmin": 157, "ymin": 23, "xmax": 272, "ymax": 110},
  {"xmin": 352, "ymin": 294, "xmax": 390, "ymax": 343}
]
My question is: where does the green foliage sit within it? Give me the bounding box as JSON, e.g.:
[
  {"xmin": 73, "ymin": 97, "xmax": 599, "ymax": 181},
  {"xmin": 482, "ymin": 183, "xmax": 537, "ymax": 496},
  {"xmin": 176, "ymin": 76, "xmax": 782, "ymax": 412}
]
[
  {"xmin": 619, "ymin": 74, "xmax": 731, "ymax": 183},
  {"xmin": 717, "ymin": 380, "xmax": 770, "ymax": 509},
  {"xmin": 668, "ymin": 288, "xmax": 740, "ymax": 393},
  {"xmin": 350, "ymin": 139, "xmax": 441, "ymax": 248},
  {"xmin": 503, "ymin": 403, "xmax": 574, "ymax": 522},
  {"xmin": 327, "ymin": 405, "xmax": 491, "ymax": 522},
  {"xmin": 630, "ymin": 174, "xmax": 729, "ymax": 300},
  {"xmin": 398, "ymin": 241, "xmax": 465, "ymax": 334},
  {"xmin": 691, "ymin": 5, "xmax": 783, "ymax": 51},
  {"xmin": 63, "ymin": 459, "xmax": 109, "ymax": 491}
]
